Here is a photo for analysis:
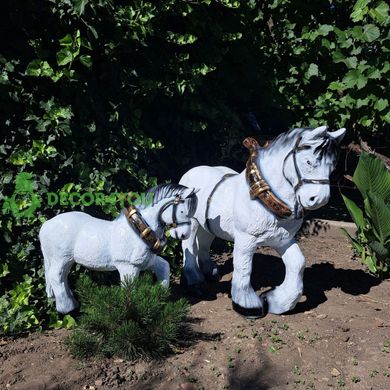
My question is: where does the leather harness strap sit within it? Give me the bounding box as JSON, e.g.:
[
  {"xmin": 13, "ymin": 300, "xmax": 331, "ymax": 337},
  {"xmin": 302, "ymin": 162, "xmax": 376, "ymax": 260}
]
[
  {"xmin": 243, "ymin": 137, "xmax": 293, "ymax": 219},
  {"xmin": 205, "ymin": 173, "xmax": 236, "ymax": 233},
  {"xmin": 125, "ymin": 206, "xmax": 165, "ymax": 254}
]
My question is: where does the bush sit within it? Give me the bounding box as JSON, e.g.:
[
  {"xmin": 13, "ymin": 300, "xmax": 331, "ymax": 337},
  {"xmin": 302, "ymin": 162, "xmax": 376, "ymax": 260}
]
[
  {"xmin": 1, "ymin": 0, "xmax": 388, "ymax": 334},
  {"xmin": 342, "ymin": 152, "xmax": 390, "ymax": 277},
  {"xmin": 65, "ymin": 273, "xmax": 190, "ymax": 360}
]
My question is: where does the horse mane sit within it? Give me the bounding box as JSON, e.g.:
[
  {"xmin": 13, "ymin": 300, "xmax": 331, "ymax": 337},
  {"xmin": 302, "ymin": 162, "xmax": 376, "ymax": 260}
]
[
  {"xmin": 140, "ymin": 183, "xmax": 197, "ymax": 215},
  {"xmin": 268, "ymin": 127, "xmax": 338, "ymax": 162}
]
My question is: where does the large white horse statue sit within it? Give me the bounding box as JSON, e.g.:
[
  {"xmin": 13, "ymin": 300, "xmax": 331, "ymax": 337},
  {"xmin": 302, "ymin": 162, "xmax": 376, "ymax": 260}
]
[
  {"xmin": 40, "ymin": 184, "xmax": 198, "ymax": 314},
  {"xmin": 179, "ymin": 125, "xmax": 346, "ymax": 318}
]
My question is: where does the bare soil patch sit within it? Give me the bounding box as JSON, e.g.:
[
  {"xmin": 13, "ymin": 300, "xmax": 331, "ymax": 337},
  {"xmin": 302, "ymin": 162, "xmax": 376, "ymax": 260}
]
[{"xmin": 1, "ymin": 221, "xmax": 390, "ymax": 390}]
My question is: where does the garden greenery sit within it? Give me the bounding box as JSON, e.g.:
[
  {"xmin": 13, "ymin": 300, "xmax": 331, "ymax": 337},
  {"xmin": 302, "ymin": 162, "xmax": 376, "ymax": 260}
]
[
  {"xmin": 65, "ymin": 274, "xmax": 190, "ymax": 360},
  {"xmin": 0, "ymin": 0, "xmax": 388, "ymax": 334},
  {"xmin": 342, "ymin": 153, "xmax": 390, "ymax": 277}
]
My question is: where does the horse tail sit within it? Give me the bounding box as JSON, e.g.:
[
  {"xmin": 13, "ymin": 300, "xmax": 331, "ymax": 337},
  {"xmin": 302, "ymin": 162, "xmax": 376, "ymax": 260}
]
[{"xmin": 39, "ymin": 224, "xmax": 54, "ymax": 298}]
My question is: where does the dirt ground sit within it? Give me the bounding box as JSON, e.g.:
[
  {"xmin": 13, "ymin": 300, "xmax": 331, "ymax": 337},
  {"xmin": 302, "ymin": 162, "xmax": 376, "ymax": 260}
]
[{"xmin": 1, "ymin": 220, "xmax": 390, "ymax": 390}]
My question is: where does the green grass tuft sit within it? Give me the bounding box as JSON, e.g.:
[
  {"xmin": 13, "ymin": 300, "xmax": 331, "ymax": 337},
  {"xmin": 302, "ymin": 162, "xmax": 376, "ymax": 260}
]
[{"xmin": 65, "ymin": 273, "xmax": 190, "ymax": 360}]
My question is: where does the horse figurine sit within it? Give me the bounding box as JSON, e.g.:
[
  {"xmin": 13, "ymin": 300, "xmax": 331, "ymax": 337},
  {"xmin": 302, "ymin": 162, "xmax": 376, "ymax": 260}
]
[
  {"xmin": 39, "ymin": 184, "xmax": 198, "ymax": 314},
  {"xmin": 179, "ymin": 125, "xmax": 346, "ymax": 318}
]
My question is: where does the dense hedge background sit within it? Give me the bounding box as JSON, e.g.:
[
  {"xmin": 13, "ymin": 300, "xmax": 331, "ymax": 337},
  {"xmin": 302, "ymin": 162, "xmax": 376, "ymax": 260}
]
[{"xmin": 0, "ymin": 0, "xmax": 388, "ymax": 333}]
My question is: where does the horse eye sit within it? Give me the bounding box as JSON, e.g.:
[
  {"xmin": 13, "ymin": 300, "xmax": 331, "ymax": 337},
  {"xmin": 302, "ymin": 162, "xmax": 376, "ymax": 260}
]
[
  {"xmin": 181, "ymin": 210, "xmax": 184, "ymax": 214},
  {"xmin": 306, "ymin": 160, "xmax": 313, "ymax": 166}
]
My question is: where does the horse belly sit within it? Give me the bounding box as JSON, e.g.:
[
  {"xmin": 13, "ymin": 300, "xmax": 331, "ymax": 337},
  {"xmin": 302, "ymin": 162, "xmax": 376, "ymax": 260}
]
[{"xmin": 73, "ymin": 230, "xmax": 114, "ymax": 271}]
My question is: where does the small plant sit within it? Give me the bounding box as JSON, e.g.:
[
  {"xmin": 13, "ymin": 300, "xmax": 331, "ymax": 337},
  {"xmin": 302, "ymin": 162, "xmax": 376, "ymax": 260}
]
[
  {"xmin": 292, "ymin": 365, "xmax": 301, "ymax": 375},
  {"xmin": 227, "ymin": 355, "xmax": 235, "ymax": 369},
  {"xmin": 351, "ymin": 376, "xmax": 361, "ymax": 383},
  {"xmin": 65, "ymin": 273, "xmax": 190, "ymax": 360},
  {"xmin": 337, "ymin": 378, "xmax": 346, "ymax": 387},
  {"xmin": 370, "ymin": 369, "xmax": 379, "ymax": 377},
  {"xmin": 342, "ymin": 152, "xmax": 390, "ymax": 277},
  {"xmin": 281, "ymin": 323, "xmax": 289, "ymax": 330},
  {"xmin": 309, "ymin": 332, "xmax": 321, "ymax": 343},
  {"xmin": 382, "ymin": 338, "xmax": 390, "ymax": 353},
  {"xmin": 297, "ymin": 331, "xmax": 306, "ymax": 341}
]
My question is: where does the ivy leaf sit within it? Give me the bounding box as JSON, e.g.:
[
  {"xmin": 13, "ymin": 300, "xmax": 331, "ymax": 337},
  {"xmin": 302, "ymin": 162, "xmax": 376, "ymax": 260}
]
[
  {"xmin": 73, "ymin": 0, "xmax": 90, "ymax": 16},
  {"xmin": 306, "ymin": 63, "xmax": 319, "ymax": 79},
  {"xmin": 351, "ymin": 0, "xmax": 371, "ymax": 22},
  {"xmin": 342, "ymin": 70, "xmax": 368, "ymax": 89},
  {"xmin": 79, "ymin": 54, "xmax": 92, "ymax": 69},
  {"xmin": 369, "ymin": 1, "xmax": 389, "ymax": 24},
  {"xmin": 362, "ymin": 24, "xmax": 380, "ymax": 42},
  {"xmin": 59, "ymin": 34, "xmax": 73, "ymax": 47},
  {"xmin": 374, "ymin": 98, "xmax": 388, "ymax": 111}
]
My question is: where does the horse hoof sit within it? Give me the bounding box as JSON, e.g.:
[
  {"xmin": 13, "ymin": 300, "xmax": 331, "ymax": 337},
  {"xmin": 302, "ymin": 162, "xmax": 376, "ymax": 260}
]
[
  {"xmin": 232, "ymin": 297, "xmax": 268, "ymax": 319},
  {"xmin": 180, "ymin": 274, "xmax": 206, "ymax": 297},
  {"xmin": 186, "ymin": 283, "xmax": 205, "ymax": 297},
  {"xmin": 205, "ymin": 268, "xmax": 221, "ymax": 282}
]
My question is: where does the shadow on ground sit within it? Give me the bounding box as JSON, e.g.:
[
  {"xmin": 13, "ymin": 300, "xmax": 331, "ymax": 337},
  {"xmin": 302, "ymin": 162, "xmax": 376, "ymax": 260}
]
[{"xmin": 174, "ymin": 253, "xmax": 382, "ymax": 314}]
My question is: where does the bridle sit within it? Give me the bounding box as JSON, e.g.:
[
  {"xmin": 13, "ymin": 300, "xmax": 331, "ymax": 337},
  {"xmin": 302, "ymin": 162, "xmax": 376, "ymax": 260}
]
[
  {"xmin": 157, "ymin": 196, "xmax": 192, "ymax": 230},
  {"xmin": 283, "ymin": 136, "xmax": 330, "ymax": 193}
]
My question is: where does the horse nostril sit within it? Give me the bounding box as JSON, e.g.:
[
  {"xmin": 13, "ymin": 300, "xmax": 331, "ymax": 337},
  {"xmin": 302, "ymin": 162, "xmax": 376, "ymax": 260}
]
[{"xmin": 309, "ymin": 196, "xmax": 316, "ymax": 203}]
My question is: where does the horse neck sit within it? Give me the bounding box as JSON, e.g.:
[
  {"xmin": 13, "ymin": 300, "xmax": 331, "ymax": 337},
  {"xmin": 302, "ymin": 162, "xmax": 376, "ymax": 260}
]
[{"xmin": 257, "ymin": 140, "xmax": 297, "ymax": 210}]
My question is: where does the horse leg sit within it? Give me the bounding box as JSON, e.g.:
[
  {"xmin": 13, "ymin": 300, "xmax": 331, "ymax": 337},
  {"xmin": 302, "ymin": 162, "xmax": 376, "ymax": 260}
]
[
  {"xmin": 148, "ymin": 255, "xmax": 170, "ymax": 288},
  {"xmin": 115, "ymin": 262, "xmax": 140, "ymax": 284},
  {"xmin": 263, "ymin": 240, "xmax": 305, "ymax": 314},
  {"xmin": 197, "ymin": 227, "xmax": 219, "ymax": 282},
  {"xmin": 231, "ymin": 233, "xmax": 267, "ymax": 319},
  {"xmin": 181, "ymin": 218, "xmax": 206, "ymax": 295},
  {"xmin": 48, "ymin": 259, "xmax": 78, "ymax": 314}
]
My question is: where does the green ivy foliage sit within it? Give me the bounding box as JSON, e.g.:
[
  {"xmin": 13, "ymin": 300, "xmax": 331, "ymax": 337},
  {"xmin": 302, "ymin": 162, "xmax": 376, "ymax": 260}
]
[
  {"xmin": 268, "ymin": 0, "xmax": 389, "ymax": 136},
  {"xmin": 0, "ymin": 0, "xmax": 388, "ymax": 334}
]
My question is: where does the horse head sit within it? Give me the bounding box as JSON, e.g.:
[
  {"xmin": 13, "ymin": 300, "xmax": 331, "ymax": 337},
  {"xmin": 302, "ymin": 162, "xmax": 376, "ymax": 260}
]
[
  {"xmin": 158, "ymin": 187, "xmax": 198, "ymax": 240},
  {"xmin": 286, "ymin": 125, "xmax": 346, "ymax": 211}
]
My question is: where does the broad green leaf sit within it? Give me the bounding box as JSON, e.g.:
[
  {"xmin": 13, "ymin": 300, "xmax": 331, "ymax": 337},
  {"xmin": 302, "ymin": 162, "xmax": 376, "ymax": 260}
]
[
  {"xmin": 374, "ymin": 98, "xmax": 388, "ymax": 111},
  {"xmin": 56, "ymin": 48, "xmax": 74, "ymax": 66},
  {"xmin": 382, "ymin": 112, "xmax": 390, "ymax": 124},
  {"xmin": 342, "ymin": 70, "xmax": 368, "ymax": 89},
  {"xmin": 362, "ymin": 24, "xmax": 380, "ymax": 42},
  {"xmin": 317, "ymin": 24, "xmax": 333, "ymax": 36},
  {"xmin": 365, "ymin": 191, "xmax": 390, "ymax": 243},
  {"xmin": 369, "ymin": 241, "xmax": 389, "ymax": 260},
  {"xmin": 341, "ymin": 194, "xmax": 365, "ymax": 230},
  {"xmin": 341, "ymin": 228, "xmax": 364, "ymax": 255},
  {"xmin": 369, "ymin": 1, "xmax": 389, "ymax": 24},
  {"xmin": 351, "ymin": 0, "xmax": 371, "ymax": 22},
  {"xmin": 353, "ymin": 152, "xmax": 390, "ymax": 203}
]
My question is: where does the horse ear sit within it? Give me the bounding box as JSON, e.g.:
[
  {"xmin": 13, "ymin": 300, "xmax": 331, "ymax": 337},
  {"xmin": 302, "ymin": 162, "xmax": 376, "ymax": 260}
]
[
  {"xmin": 304, "ymin": 125, "xmax": 328, "ymax": 140},
  {"xmin": 182, "ymin": 187, "xmax": 199, "ymax": 198},
  {"xmin": 328, "ymin": 128, "xmax": 346, "ymax": 144}
]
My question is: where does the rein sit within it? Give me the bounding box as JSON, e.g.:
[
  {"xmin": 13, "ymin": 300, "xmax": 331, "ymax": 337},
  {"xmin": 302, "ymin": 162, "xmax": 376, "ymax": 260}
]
[
  {"xmin": 283, "ymin": 136, "xmax": 330, "ymax": 191},
  {"xmin": 125, "ymin": 196, "xmax": 188, "ymax": 254},
  {"xmin": 157, "ymin": 196, "xmax": 191, "ymax": 229}
]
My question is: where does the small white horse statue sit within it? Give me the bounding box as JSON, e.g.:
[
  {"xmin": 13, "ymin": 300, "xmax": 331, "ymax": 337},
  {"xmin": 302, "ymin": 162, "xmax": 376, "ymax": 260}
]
[
  {"xmin": 179, "ymin": 125, "xmax": 346, "ymax": 318},
  {"xmin": 40, "ymin": 184, "xmax": 198, "ymax": 314}
]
